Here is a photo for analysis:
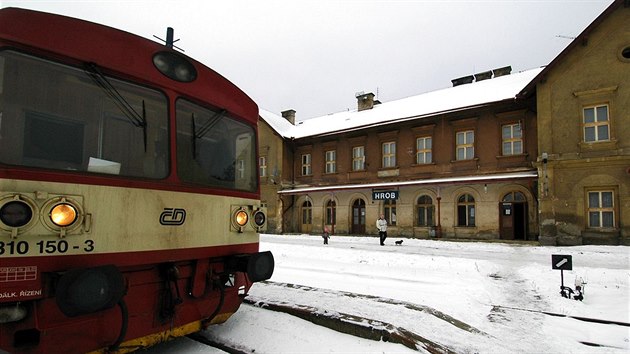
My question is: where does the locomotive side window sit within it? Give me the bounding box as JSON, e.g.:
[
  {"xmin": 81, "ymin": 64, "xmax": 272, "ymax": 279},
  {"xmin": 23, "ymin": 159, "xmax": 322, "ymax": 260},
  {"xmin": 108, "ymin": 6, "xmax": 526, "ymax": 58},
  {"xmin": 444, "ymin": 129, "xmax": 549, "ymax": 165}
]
[
  {"xmin": 176, "ymin": 99, "xmax": 257, "ymax": 192},
  {"xmin": 0, "ymin": 50, "xmax": 168, "ymax": 178}
]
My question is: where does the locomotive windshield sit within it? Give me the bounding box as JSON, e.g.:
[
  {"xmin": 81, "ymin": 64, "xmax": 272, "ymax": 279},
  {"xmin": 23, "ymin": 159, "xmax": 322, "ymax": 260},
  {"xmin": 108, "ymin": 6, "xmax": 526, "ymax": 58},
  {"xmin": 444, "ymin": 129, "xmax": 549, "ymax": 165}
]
[
  {"xmin": 176, "ymin": 99, "xmax": 257, "ymax": 192},
  {"xmin": 0, "ymin": 50, "xmax": 169, "ymax": 178}
]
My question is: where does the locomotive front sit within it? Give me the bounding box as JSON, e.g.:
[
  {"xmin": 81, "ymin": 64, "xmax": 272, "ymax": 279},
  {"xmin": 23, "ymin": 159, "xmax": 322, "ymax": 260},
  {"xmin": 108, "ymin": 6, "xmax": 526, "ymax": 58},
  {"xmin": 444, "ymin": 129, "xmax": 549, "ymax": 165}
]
[{"xmin": 0, "ymin": 8, "xmax": 273, "ymax": 353}]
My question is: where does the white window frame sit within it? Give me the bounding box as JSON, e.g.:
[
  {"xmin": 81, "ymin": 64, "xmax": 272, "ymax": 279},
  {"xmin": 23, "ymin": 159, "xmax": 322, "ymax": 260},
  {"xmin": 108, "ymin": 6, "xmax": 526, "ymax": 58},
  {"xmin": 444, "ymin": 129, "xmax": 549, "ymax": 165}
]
[
  {"xmin": 502, "ymin": 123, "xmax": 523, "ymax": 155},
  {"xmin": 301, "ymin": 153, "xmax": 311, "ymax": 176},
  {"xmin": 352, "ymin": 146, "xmax": 365, "ymax": 171},
  {"xmin": 382, "ymin": 141, "xmax": 396, "ymax": 168},
  {"xmin": 587, "ymin": 190, "xmax": 615, "ymax": 228},
  {"xmin": 259, "ymin": 156, "xmax": 267, "ymax": 177},
  {"xmin": 416, "ymin": 136, "xmax": 432, "ymax": 164},
  {"xmin": 456, "ymin": 130, "xmax": 474, "ymax": 160},
  {"xmin": 583, "ymin": 104, "xmax": 610, "ymax": 142},
  {"xmin": 325, "ymin": 150, "xmax": 336, "ymax": 174}
]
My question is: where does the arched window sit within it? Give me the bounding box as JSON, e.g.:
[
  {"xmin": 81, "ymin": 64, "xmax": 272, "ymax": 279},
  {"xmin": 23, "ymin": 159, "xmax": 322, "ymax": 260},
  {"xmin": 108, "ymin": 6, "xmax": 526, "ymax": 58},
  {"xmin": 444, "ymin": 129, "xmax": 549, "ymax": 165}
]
[
  {"xmin": 326, "ymin": 200, "xmax": 336, "ymax": 225},
  {"xmin": 416, "ymin": 195, "xmax": 434, "ymax": 226},
  {"xmin": 384, "ymin": 199, "xmax": 397, "ymax": 226},
  {"xmin": 457, "ymin": 194, "xmax": 475, "ymax": 226},
  {"xmin": 301, "ymin": 200, "xmax": 312, "ymax": 225},
  {"xmin": 502, "ymin": 191, "xmax": 526, "ymax": 202}
]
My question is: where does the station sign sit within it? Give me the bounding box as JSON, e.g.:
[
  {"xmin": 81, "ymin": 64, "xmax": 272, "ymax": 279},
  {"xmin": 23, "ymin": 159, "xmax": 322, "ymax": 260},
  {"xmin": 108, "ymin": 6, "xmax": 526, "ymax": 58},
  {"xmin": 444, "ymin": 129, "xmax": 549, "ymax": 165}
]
[{"xmin": 372, "ymin": 190, "xmax": 399, "ymax": 200}]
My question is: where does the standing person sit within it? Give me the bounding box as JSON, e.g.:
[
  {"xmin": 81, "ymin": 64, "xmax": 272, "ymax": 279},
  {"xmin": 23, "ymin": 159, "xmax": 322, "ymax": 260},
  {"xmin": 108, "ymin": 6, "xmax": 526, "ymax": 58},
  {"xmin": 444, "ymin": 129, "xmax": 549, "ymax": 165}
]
[
  {"xmin": 322, "ymin": 227, "xmax": 330, "ymax": 245},
  {"xmin": 376, "ymin": 214, "xmax": 388, "ymax": 246}
]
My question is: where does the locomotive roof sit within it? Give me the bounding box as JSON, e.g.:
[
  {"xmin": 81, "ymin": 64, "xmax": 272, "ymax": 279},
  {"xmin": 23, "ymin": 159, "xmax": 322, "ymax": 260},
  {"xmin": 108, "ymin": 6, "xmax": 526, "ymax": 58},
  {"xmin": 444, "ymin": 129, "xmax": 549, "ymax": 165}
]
[{"xmin": 0, "ymin": 7, "xmax": 258, "ymax": 124}]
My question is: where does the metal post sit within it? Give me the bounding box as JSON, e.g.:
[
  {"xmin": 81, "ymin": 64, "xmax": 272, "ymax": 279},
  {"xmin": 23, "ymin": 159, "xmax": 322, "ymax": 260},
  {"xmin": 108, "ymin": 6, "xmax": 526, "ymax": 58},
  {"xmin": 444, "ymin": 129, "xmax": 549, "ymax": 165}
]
[{"xmin": 166, "ymin": 27, "xmax": 174, "ymax": 48}]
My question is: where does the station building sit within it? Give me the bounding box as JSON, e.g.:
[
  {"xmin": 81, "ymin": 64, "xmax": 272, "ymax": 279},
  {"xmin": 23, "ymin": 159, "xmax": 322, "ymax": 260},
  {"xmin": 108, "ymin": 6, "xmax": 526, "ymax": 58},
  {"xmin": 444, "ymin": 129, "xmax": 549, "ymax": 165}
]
[
  {"xmin": 260, "ymin": 67, "xmax": 541, "ymax": 241},
  {"xmin": 258, "ymin": 0, "xmax": 630, "ymax": 245}
]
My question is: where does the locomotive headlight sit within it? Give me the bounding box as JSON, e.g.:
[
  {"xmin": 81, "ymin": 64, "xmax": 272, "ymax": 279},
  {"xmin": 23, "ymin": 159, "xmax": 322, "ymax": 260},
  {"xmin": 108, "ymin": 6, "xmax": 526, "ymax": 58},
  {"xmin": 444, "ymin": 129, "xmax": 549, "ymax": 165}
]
[
  {"xmin": 0, "ymin": 200, "xmax": 33, "ymax": 227},
  {"xmin": 235, "ymin": 210, "xmax": 248, "ymax": 227},
  {"xmin": 253, "ymin": 210, "xmax": 266, "ymax": 227},
  {"xmin": 50, "ymin": 203, "xmax": 78, "ymax": 227}
]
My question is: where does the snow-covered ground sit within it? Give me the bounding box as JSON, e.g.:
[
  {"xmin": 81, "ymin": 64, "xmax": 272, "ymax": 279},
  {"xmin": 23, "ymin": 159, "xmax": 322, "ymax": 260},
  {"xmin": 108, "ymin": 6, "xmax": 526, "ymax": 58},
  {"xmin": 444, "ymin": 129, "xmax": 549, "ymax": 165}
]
[{"xmin": 150, "ymin": 234, "xmax": 629, "ymax": 353}]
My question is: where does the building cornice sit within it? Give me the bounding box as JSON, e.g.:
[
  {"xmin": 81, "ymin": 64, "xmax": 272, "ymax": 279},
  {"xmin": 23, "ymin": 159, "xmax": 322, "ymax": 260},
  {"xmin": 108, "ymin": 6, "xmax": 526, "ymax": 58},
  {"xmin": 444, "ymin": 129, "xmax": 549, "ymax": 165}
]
[{"xmin": 277, "ymin": 171, "xmax": 537, "ymax": 195}]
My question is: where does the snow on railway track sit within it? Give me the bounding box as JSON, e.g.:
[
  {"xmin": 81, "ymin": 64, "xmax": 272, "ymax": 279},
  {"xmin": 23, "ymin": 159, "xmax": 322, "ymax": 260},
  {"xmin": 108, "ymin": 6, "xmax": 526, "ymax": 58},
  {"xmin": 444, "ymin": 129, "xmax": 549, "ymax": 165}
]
[{"xmin": 242, "ymin": 281, "xmax": 494, "ymax": 353}]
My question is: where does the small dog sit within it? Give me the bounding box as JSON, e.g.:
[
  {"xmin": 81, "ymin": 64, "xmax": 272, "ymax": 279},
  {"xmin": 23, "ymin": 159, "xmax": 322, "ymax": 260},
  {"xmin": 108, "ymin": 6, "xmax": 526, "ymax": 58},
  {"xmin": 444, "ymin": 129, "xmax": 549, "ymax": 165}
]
[{"xmin": 395, "ymin": 240, "xmax": 403, "ymax": 245}]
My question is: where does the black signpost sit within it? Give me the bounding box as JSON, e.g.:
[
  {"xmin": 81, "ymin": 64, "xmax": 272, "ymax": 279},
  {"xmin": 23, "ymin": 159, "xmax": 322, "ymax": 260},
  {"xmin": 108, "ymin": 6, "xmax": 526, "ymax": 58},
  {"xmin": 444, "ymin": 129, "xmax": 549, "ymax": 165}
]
[
  {"xmin": 552, "ymin": 254, "xmax": 572, "ymax": 288},
  {"xmin": 552, "ymin": 254, "xmax": 583, "ymax": 300}
]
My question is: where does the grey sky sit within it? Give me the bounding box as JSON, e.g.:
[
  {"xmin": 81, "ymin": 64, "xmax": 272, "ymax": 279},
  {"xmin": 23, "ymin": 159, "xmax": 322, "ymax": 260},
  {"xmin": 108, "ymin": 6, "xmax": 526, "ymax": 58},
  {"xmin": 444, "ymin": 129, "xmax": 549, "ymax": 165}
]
[{"xmin": 2, "ymin": 0, "xmax": 613, "ymax": 120}]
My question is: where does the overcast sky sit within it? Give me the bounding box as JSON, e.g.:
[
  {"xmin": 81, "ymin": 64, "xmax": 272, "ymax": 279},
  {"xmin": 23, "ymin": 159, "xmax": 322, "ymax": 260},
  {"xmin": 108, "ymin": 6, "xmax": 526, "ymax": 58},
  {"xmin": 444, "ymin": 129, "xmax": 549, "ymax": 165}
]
[{"xmin": 3, "ymin": 0, "xmax": 613, "ymax": 120}]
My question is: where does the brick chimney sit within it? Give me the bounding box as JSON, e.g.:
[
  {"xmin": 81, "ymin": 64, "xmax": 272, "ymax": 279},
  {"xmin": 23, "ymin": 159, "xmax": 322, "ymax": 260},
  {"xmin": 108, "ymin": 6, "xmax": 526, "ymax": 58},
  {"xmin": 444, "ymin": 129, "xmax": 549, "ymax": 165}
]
[
  {"xmin": 492, "ymin": 66, "xmax": 512, "ymax": 77},
  {"xmin": 451, "ymin": 75, "xmax": 474, "ymax": 87},
  {"xmin": 474, "ymin": 70, "xmax": 492, "ymax": 82},
  {"xmin": 356, "ymin": 92, "xmax": 375, "ymax": 111},
  {"xmin": 281, "ymin": 109, "xmax": 296, "ymax": 125}
]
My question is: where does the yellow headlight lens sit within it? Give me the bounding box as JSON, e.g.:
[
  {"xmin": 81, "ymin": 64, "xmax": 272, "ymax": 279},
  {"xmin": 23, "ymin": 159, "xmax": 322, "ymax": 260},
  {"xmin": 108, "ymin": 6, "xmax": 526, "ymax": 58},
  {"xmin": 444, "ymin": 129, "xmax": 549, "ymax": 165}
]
[
  {"xmin": 235, "ymin": 210, "xmax": 248, "ymax": 227},
  {"xmin": 50, "ymin": 203, "xmax": 78, "ymax": 227}
]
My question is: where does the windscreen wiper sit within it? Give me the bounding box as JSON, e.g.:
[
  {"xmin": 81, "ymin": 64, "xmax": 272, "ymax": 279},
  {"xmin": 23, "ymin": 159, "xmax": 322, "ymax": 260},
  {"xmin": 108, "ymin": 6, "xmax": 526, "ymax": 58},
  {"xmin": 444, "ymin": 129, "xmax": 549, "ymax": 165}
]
[
  {"xmin": 84, "ymin": 62, "xmax": 147, "ymax": 152},
  {"xmin": 191, "ymin": 109, "xmax": 226, "ymax": 159}
]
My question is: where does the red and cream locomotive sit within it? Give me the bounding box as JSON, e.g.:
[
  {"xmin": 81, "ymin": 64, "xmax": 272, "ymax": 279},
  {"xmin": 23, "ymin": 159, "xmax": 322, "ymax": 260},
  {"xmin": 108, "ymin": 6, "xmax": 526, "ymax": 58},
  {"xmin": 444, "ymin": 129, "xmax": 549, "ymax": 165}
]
[{"xmin": 0, "ymin": 7, "xmax": 273, "ymax": 353}]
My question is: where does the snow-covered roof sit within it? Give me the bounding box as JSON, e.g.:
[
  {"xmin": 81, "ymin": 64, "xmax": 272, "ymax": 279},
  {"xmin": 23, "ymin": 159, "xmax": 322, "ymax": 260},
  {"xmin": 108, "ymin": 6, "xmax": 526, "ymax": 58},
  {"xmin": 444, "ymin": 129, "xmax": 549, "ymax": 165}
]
[
  {"xmin": 261, "ymin": 67, "xmax": 543, "ymax": 140},
  {"xmin": 259, "ymin": 109, "xmax": 295, "ymax": 137}
]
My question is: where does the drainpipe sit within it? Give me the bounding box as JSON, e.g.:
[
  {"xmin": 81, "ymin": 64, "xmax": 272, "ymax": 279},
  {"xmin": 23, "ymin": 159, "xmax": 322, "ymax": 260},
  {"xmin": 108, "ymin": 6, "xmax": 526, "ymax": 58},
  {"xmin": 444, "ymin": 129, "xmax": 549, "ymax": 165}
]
[
  {"xmin": 436, "ymin": 187, "xmax": 442, "ymax": 238},
  {"xmin": 331, "ymin": 192, "xmax": 336, "ymax": 235}
]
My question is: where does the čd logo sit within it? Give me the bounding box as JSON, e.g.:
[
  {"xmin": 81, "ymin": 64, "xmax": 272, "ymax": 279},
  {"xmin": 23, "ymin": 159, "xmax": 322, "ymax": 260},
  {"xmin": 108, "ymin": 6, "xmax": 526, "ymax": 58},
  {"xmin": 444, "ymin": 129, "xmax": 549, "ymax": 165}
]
[{"xmin": 160, "ymin": 208, "xmax": 186, "ymax": 226}]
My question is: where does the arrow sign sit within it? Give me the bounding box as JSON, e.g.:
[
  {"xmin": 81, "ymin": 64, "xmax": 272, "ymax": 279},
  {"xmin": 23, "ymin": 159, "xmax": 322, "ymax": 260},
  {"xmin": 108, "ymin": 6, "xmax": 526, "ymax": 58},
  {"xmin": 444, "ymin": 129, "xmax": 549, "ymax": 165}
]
[
  {"xmin": 556, "ymin": 258, "xmax": 568, "ymax": 268},
  {"xmin": 552, "ymin": 254, "xmax": 572, "ymax": 270}
]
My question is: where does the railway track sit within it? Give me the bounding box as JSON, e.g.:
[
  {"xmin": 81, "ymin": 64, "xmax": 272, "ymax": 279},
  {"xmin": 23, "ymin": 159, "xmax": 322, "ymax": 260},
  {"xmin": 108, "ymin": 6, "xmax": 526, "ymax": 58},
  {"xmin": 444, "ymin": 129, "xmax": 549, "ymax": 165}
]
[
  {"xmin": 180, "ymin": 281, "xmax": 629, "ymax": 353},
  {"xmin": 185, "ymin": 280, "xmax": 496, "ymax": 353}
]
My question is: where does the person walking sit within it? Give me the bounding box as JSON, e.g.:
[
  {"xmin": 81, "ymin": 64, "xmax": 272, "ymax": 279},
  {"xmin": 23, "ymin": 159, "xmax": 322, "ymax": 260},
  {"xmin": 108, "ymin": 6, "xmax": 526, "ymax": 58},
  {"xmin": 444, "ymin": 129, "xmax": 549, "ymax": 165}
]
[
  {"xmin": 322, "ymin": 227, "xmax": 331, "ymax": 245},
  {"xmin": 376, "ymin": 214, "xmax": 388, "ymax": 246}
]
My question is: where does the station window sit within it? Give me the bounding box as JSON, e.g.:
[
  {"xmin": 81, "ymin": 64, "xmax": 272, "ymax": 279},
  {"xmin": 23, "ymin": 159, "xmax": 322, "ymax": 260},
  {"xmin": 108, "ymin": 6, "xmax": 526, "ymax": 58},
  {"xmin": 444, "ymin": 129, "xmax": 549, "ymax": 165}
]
[
  {"xmin": 457, "ymin": 194, "xmax": 475, "ymax": 226},
  {"xmin": 301, "ymin": 153, "xmax": 312, "ymax": 176},
  {"xmin": 352, "ymin": 146, "xmax": 365, "ymax": 171},
  {"xmin": 259, "ymin": 156, "xmax": 267, "ymax": 177},
  {"xmin": 416, "ymin": 137, "xmax": 432, "ymax": 164},
  {"xmin": 502, "ymin": 123, "xmax": 523, "ymax": 155},
  {"xmin": 384, "ymin": 200, "xmax": 397, "ymax": 226},
  {"xmin": 583, "ymin": 105, "xmax": 610, "ymax": 142},
  {"xmin": 456, "ymin": 131, "xmax": 474, "ymax": 160},
  {"xmin": 416, "ymin": 195, "xmax": 434, "ymax": 226},
  {"xmin": 382, "ymin": 141, "xmax": 396, "ymax": 168},
  {"xmin": 587, "ymin": 191, "xmax": 615, "ymax": 228},
  {"xmin": 325, "ymin": 150, "xmax": 336, "ymax": 174}
]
